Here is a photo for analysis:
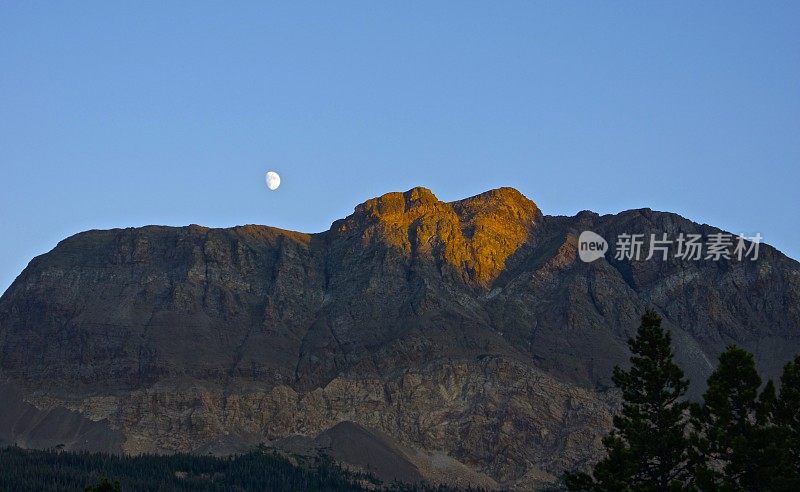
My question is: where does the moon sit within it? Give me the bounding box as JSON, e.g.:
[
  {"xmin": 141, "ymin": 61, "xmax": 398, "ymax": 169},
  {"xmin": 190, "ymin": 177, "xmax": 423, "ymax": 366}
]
[{"xmin": 265, "ymin": 171, "xmax": 281, "ymax": 190}]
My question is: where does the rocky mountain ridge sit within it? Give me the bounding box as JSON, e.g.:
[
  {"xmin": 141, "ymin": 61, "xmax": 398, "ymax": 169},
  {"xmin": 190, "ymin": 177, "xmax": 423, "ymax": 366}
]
[{"xmin": 1, "ymin": 187, "xmax": 798, "ymax": 489}]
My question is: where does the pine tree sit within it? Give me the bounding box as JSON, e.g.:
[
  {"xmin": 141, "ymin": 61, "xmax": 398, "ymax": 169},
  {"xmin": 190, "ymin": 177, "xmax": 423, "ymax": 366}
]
[
  {"xmin": 84, "ymin": 477, "xmax": 120, "ymax": 492},
  {"xmin": 564, "ymin": 311, "xmax": 693, "ymax": 491},
  {"xmin": 772, "ymin": 355, "xmax": 800, "ymax": 489},
  {"xmin": 692, "ymin": 346, "xmax": 772, "ymax": 491}
]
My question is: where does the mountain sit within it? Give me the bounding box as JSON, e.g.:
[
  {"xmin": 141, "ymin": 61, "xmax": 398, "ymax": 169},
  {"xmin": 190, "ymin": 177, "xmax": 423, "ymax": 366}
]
[{"xmin": 1, "ymin": 187, "xmax": 798, "ymax": 489}]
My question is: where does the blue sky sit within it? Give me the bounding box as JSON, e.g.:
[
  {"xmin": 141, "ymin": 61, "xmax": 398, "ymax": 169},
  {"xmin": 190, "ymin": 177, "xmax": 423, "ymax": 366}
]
[{"xmin": 1, "ymin": 1, "xmax": 799, "ymax": 292}]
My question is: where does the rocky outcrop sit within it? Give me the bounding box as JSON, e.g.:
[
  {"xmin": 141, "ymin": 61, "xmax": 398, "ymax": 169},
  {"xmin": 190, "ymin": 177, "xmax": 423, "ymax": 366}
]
[{"xmin": 1, "ymin": 187, "xmax": 798, "ymax": 489}]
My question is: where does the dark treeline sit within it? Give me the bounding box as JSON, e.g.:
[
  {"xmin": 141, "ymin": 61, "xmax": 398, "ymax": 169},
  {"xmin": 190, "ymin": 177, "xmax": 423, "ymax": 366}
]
[
  {"xmin": 0, "ymin": 446, "xmax": 478, "ymax": 491},
  {"xmin": 564, "ymin": 311, "xmax": 800, "ymax": 491},
  {"xmin": 0, "ymin": 447, "xmax": 372, "ymax": 491}
]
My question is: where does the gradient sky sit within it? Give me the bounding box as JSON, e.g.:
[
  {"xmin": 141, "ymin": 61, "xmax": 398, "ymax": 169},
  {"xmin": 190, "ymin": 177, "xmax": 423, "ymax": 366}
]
[{"xmin": 2, "ymin": 2, "xmax": 799, "ymax": 292}]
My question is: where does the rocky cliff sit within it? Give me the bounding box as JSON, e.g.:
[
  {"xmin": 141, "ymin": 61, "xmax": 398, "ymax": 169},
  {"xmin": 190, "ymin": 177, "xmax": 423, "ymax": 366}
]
[{"xmin": 1, "ymin": 187, "xmax": 798, "ymax": 489}]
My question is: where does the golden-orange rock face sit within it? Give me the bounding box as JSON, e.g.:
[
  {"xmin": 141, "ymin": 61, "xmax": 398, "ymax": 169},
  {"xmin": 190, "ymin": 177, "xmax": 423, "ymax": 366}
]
[{"xmin": 334, "ymin": 187, "xmax": 542, "ymax": 287}]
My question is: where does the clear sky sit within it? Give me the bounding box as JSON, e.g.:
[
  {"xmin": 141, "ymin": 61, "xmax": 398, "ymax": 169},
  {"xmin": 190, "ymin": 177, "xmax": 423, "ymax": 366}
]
[{"xmin": 2, "ymin": 2, "xmax": 799, "ymax": 292}]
